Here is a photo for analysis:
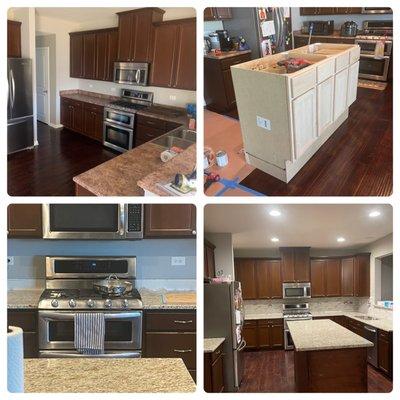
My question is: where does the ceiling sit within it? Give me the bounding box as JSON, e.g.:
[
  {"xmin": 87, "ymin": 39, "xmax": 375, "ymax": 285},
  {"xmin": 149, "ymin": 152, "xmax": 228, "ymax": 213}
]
[{"xmin": 205, "ymin": 204, "xmax": 392, "ymax": 250}]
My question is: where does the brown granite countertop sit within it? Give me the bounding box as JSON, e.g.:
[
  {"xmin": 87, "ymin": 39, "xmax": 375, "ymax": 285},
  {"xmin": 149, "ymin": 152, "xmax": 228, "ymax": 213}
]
[
  {"xmin": 293, "ymin": 30, "xmax": 357, "ymax": 40},
  {"xmin": 137, "ymin": 144, "xmax": 196, "ymax": 196},
  {"xmin": 204, "ymin": 49, "xmax": 252, "ymax": 59},
  {"xmin": 24, "ymin": 358, "xmax": 195, "ymax": 392},
  {"xmin": 60, "ymin": 89, "xmax": 119, "ymax": 107}
]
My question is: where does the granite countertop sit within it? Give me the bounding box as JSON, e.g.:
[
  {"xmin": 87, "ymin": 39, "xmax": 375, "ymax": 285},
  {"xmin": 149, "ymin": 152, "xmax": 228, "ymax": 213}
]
[
  {"xmin": 293, "ymin": 30, "xmax": 357, "ymax": 40},
  {"xmin": 344, "ymin": 312, "xmax": 393, "ymax": 332},
  {"xmin": 204, "ymin": 50, "xmax": 252, "ymax": 60},
  {"xmin": 287, "ymin": 319, "xmax": 373, "ymax": 352},
  {"xmin": 60, "ymin": 89, "xmax": 118, "ymax": 107},
  {"xmin": 137, "ymin": 143, "xmax": 196, "ymax": 196},
  {"xmin": 24, "ymin": 358, "xmax": 195, "ymax": 393},
  {"xmin": 139, "ymin": 289, "xmax": 196, "ymax": 310},
  {"xmin": 204, "ymin": 338, "xmax": 225, "ymax": 353},
  {"xmin": 245, "ymin": 312, "xmax": 283, "ymax": 320},
  {"xmin": 7, "ymin": 289, "xmax": 43, "ymax": 309}
]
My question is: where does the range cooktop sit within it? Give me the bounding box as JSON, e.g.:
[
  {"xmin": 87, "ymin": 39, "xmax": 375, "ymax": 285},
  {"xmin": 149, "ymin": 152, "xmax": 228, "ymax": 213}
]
[{"xmin": 108, "ymin": 100, "xmax": 149, "ymax": 111}]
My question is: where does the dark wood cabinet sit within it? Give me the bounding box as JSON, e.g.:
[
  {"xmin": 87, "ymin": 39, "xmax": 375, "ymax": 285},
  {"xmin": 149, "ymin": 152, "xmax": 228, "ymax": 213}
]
[
  {"xmin": 325, "ymin": 259, "xmax": 342, "ymax": 296},
  {"xmin": 83, "ymin": 103, "xmax": 104, "ymax": 142},
  {"xmin": 234, "ymin": 258, "xmax": 257, "ymax": 300},
  {"xmin": 378, "ymin": 330, "xmax": 393, "ymax": 379},
  {"xmin": 204, "ymin": 239, "xmax": 216, "ymax": 278},
  {"xmin": 83, "ymin": 33, "xmax": 96, "ymax": 79},
  {"xmin": 310, "ymin": 259, "xmax": 325, "ymax": 297},
  {"xmin": 94, "ymin": 29, "xmax": 118, "ymax": 81},
  {"xmin": 8, "ymin": 204, "xmax": 43, "ymax": 238},
  {"xmin": 244, "ymin": 319, "xmax": 284, "ymax": 351},
  {"xmin": 204, "ymin": 52, "xmax": 252, "ymax": 113},
  {"xmin": 144, "ymin": 310, "xmax": 196, "ymax": 381},
  {"xmin": 60, "ymin": 97, "xmax": 83, "ymax": 133},
  {"xmin": 8, "ymin": 310, "xmax": 38, "ymax": 358},
  {"xmin": 144, "ymin": 204, "xmax": 196, "ymax": 238},
  {"xmin": 280, "ymin": 247, "xmax": 310, "ymax": 283},
  {"xmin": 204, "ymin": 342, "xmax": 224, "ymax": 392},
  {"xmin": 150, "ymin": 18, "xmax": 196, "ymax": 90},
  {"xmin": 204, "ymin": 8, "xmax": 232, "ymax": 21},
  {"xmin": 300, "ymin": 7, "xmax": 363, "ymax": 16},
  {"xmin": 341, "ymin": 257, "xmax": 355, "ymax": 296},
  {"xmin": 8, "ymin": 20, "xmax": 22, "ymax": 58},
  {"xmin": 354, "ymin": 254, "xmax": 370, "ymax": 297},
  {"xmin": 117, "ymin": 8, "xmax": 164, "ymax": 62},
  {"xmin": 70, "ymin": 33, "xmax": 84, "ymax": 78},
  {"xmin": 255, "ymin": 259, "xmax": 282, "ymax": 299},
  {"xmin": 311, "ymin": 258, "xmax": 341, "ymax": 297}
]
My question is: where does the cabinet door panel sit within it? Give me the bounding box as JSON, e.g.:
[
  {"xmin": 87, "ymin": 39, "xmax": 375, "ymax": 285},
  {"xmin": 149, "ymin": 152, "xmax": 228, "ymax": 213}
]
[
  {"xmin": 281, "ymin": 248, "xmax": 295, "ymax": 282},
  {"xmin": 347, "ymin": 61, "xmax": 359, "ymax": 107},
  {"xmin": 117, "ymin": 13, "xmax": 133, "ymax": 61},
  {"xmin": 325, "ymin": 258, "xmax": 342, "ymax": 296},
  {"xmin": 269, "ymin": 321, "xmax": 284, "ymax": 348},
  {"xmin": 243, "ymin": 322, "xmax": 257, "ymax": 349},
  {"xmin": 8, "ymin": 20, "xmax": 22, "ymax": 58},
  {"xmin": 292, "ymin": 88, "xmax": 317, "ymax": 159},
  {"xmin": 255, "ymin": 260, "xmax": 269, "ymax": 299},
  {"xmin": 106, "ymin": 30, "xmax": 118, "ymax": 81},
  {"xmin": 211, "ymin": 354, "xmax": 224, "ymax": 392},
  {"xmin": 317, "ymin": 76, "xmax": 334, "ymax": 135},
  {"xmin": 235, "ymin": 259, "xmax": 257, "ymax": 300},
  {"xmin": 294, "ymin": 248, "xmax": 310, "ymax": 282},
  {"xmin": 95, "ymin": 31, "xmax": 108, "ymax": 81},
  {"xmin": 311, "ymin": 259, "xmax": 326, "ymax": 297},
  {"xmin": 334, "ymin": 68, "xmax": 349, "ymax": 120},
  {"xmin": 8, "ymin": 204, "xmax": 43, "ymax": 238},
  {"xmin": 354, "ymin": 254, "xmax": 370, "ymax": 297},
  {"xmin": 83, "ymin": 33, "xmax": 96, "ymax": 79},
  {"xmin": 205, "ymin": 244, "xmax": 215, "ymax": 278},
  {"xmin": 70, "ymin": 34, "xmax": 83, "ymax": 78},
  {"xmin": 341, "ymin": 257, "xmax": 355, "ymax": 296},
  {"xmin": 258, "ymin": 322, "xmax": 270, "ymax": 349},
  {"xmin": 269, "ymin": 260, "xmax": 282, "ymax": 299},
  {"xmin": 222, "ymin": 69, "xmax": 236, "ymax": 108}
]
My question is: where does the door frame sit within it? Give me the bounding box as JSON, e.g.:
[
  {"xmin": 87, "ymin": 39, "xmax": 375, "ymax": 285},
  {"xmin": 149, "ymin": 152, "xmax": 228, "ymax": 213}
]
[{"xmin": 35, "ymin": 46, "xmax": 50, "ymax": 125}]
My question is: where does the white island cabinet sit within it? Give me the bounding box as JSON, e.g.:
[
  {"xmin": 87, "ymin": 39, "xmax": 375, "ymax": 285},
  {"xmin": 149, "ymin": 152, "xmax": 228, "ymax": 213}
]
[{"xmin": 231, "ymin": 43, "xmax": 360, "ymax": 183}]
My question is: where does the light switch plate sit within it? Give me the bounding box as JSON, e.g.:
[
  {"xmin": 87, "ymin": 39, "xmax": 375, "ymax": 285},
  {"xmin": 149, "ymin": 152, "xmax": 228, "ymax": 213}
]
[
  {"xmin": 171, "ymin": 256, "xmax": 186, "ymax": 266},
  {"xmin": 256, "ymin": 115, "xmax": 271, "ymax": 131}
]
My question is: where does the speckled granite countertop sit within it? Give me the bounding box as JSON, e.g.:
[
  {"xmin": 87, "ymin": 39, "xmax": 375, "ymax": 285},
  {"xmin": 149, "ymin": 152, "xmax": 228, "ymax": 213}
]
[
  {"xmin": 139, "ymin": 289, "xmax": 196, "ymax": 310},
  {"xmin": 204, "ymin": 50, "xmax": 251, "ymax": 59},
  {"xmin": 204, "ymin": 338, "xmax": 225, "ymax": 353},
  {"xmin": 137, "ymin": 144, "xmax": 196, "ymax": 196},
  {"xmin": 293, "ymin": 30, "xmax": 357, "ymax": 40},
  {"xmin": 24, "ymin": 358, "xmax": 195, "ymax": 393},
  {"xmin": 60, "ymin": 89, "xmax": 118, "ymax": 107},
  {"xmin": 344, "ymin": 312, "xmax": 392, "ymax": 332},
  {"xmin": 245, "ymin": 312, "xmax": 282, "ymax": 320},
  {"xmin": 7, "ymin": 289, "xmax": 43, "ymax": 309},
  {"xmin": 287, "ymin": 320, "xmax": 373, "ymax": 352}
]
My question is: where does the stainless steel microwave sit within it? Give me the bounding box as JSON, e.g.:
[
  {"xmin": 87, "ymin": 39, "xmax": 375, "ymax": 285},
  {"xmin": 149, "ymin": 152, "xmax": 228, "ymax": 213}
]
[
  {"xmin": 282, "ymin": 282, "xmax": 311, "ymax": 299},
  {"xmin": 42, "ymin": 204, "xmax": 143, "ymax": 239},
  {"xmin": 114, "ymin": 62, "xmax": 149, "ymax": 86}
]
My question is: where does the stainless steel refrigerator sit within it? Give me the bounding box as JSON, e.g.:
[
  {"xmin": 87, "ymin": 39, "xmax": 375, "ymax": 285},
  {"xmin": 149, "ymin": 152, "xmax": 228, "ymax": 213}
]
[
  {"xmin": 8, "ymin": 58, "xmax": 34, "ymax": 154},
  {"xmin": 223, "ymin": 7, "xmax": 293, "ymax": 59},
  {"xmin": 204, "ymin": 281, "xmax": 246, "ymax": 392}
]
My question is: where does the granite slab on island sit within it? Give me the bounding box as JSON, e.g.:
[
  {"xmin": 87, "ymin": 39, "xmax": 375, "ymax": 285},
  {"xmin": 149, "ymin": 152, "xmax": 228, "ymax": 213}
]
[
  {"xmin": 24, "ymin": 358, "xmax": 195, "ymax": 393},
  {"xmin": 204, "ymin": 338, "xmax": 225, "ymax": 353}
]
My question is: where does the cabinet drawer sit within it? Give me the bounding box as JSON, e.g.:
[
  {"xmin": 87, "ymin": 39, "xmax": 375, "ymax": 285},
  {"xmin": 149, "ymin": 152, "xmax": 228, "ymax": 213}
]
[
  {"xmin": 136, "ymin": 114, "xmax": 167, "ymax": 130},
  {"xmin": 335, "ymin": 52, "xmax": 349, "ymax": 72},
  {"xmin": 350, "ymin": 46, "xmax": 360, "ymax": 64},
  {"xmin": 145, "ymin": 311, "xmax": 196, "ymax": 332},
  {"xmin": 317, "ymin": 59, "xmax": 335, "ymax": 83},
  {"xmin": 220, "ymin": 53, "xmax": 251, "ymax": 71},
  {"xmin": 8, "ymin": 310, "xmax": 37, "ymax": 332},
  {"xmin": 290, "ymin": 69, "xmax": 316, "ymax": 98},
  {"xmin": 145, "ymin": 332, "xmax": 196, "ymax": 369},
  {"xmin": 83, "ymin": 102, "xmax": 103, "ymax": 114},
  {"xmin": 136, "ymin": 124, "xmax": 165, "ymax": 143},
  {"xmin": 244, "ymin": 320, "xmax": 257, "ymax": 326},
  {"xmin": 211, "ymin": 343, "xmax": 224, "ymax": 363}
]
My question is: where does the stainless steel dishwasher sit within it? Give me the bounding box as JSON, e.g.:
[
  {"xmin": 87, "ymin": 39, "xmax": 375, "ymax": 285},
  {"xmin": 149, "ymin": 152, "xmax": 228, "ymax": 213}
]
[{"xmin": 363, "ymin": 324, "xmax": 378, "ymax": 367}]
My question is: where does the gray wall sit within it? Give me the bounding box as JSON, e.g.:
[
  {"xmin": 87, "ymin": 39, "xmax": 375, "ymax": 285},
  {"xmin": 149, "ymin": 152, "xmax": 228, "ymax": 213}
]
[{"xmin": 8, "ymin": 238, "xmax": 196, "ymax": 290}]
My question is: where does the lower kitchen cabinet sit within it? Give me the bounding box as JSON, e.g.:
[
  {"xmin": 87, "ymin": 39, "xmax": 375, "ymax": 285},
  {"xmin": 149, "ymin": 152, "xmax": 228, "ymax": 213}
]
[
  {"xmin": 204, "ymin": 342, "xmax": 224, "ymax": 392},
  {"xmin": 7, "ymin": 204, "xmax": 43, "ymax": 238},
  {"xmin": 144, "ymin": 310, "xmax": 196, "ymax": 381},
  {"xmin": 8, "ymin": 310, "xmax": 38, "ymax": 358},
  {"xmin": 378, "ymin": 329, "xmax": 393, "ymax": 379},
  {"xmin": 144, "ymin": 204, "xmax": 196, "ymax": 238},
  {"xmin": 83, "ymin": 103, "xmax": 104, "ymax": 142},
  {"xmin": 243, "ymin": 319, "xmax": 283, "ymax": 351}
]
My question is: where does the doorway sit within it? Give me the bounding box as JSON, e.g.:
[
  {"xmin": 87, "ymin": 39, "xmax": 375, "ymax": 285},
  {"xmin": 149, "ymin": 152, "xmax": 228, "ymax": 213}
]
[{"xmin": 35, "ymin": 46, "xmax": 50, "ymax": 124}]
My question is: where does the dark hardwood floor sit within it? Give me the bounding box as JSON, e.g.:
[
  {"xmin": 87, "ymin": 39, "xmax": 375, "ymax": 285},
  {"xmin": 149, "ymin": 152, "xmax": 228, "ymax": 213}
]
[
  {"xmin": 8, "ymin": 122, "xmax": 116, "ymax": 196},
  {"xmin": 240, "ymin": 85, "xmax": 392, "ymax": 196},
  {"xmin": 239, "ymin": 350, "xmax": 392, "ymax": 393}
]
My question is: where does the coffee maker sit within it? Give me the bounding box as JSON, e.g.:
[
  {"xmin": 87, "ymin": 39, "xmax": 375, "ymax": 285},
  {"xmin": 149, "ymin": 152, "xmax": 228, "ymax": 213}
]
[{"xmin": 216, "ymin": 30, "xmax": 234, "ymax": 51}]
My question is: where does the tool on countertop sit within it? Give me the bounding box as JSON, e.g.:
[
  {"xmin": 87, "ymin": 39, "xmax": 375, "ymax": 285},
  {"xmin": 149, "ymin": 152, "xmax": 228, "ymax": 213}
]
[
  {"xmin": 204, "ymin": 172, "xmax": 221, "ymax": 191},
  {"xmin": 171, "ymin": 168, "xmax": 196, "ymax": 194}
]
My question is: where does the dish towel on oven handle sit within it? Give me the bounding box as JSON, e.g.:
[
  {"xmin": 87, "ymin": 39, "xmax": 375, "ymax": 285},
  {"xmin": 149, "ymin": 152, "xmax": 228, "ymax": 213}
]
[{"xmin": 74, "ymin": 313, "xmax": 105, "ymax": 355}]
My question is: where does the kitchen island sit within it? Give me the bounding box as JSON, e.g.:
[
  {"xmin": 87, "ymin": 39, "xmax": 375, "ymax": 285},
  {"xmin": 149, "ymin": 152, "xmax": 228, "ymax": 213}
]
[
  {"xmin": 24, "ymin": 358, "xmax": 195, "ymax": 392},
  {"xmin": 287, "ymin": 319, "xmax": 373, "ymax": 392},
  {"xmin": 231, "ymin": 43, "xmax": 360, "ymax": 183}
]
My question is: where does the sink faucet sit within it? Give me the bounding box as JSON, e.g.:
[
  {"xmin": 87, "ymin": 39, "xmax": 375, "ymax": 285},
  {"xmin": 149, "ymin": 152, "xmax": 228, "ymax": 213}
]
[{"xmin": 308, "ymin": 22, "xmax": 314, "ymax": 46}]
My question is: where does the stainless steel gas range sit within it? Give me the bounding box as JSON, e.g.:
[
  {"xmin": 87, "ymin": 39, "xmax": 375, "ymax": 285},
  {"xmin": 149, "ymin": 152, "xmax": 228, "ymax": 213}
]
[
  {"xmin": 103, "ymin": 89, "xmax": 153, "ymax": 153},
  {"xmin": 283, "ymin": 303, "xmax": 312, "ymax": 350},
  {"xmin": 38, "ymin": 256, "xmax": 143, "ymax": 358}
]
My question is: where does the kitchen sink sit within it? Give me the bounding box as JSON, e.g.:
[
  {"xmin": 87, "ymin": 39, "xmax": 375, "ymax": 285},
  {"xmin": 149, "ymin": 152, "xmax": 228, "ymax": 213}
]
[
  {"xmin": 169, "ymin": 130, "xmax": 196, "ymax": 142},
  {"xmin": 151, "ymin": 130, "xmax": 196, "ymax": 150},
  {"xmin": 356, "ymin": 315, "xmax": 379, "ymax": 321}
]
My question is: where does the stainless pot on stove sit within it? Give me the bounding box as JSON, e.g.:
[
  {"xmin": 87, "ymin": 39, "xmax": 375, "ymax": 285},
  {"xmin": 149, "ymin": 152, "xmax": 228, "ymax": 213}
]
[{"xmin": 93, "ymin": 275, "xmax": 133, "ymax": 296}]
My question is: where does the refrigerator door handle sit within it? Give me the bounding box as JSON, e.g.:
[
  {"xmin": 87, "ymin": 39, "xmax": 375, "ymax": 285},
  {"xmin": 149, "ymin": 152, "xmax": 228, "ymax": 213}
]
[
  {"xmin": 237, "ymin": 339, "xmax": 247, "ymax": 352},
  {"xmin": 10, "ymin": 69, "xmax": 15, "ymax": 110}
]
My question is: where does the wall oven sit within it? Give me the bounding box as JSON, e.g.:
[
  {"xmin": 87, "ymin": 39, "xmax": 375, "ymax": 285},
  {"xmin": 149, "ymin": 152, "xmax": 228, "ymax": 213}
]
[
  {"xmin": 103, "ymin": 108, "xmax": 135, "ymax": 152},
  {"xmin": 114, "ymin": 62, "xmax": 149, "ymax": 86},
  {"xmin": 282, "ymin": 282, "xmax": 311, "ymax": 299},
  {"xmin": 358, "ymin": 55, "xmax": 390, "ymax": 82},
  {"xmin": 42, "ymin": 204, "xmax": 143, "ymax": 239},
  {"xmin": 38, "ymin": 310, "xmax": 142, "ymax": 358}
]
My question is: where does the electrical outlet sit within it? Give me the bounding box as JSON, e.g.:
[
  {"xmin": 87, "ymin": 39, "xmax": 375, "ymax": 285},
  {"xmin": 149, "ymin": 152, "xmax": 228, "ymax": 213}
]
[
  {"xmin": 171, "ymin": 256, "xmax": 186, "ymax": 266},
  {"xmin": 7, "ymin": 256, "xmax": 14, "ymax": 266},
  {"xmin": 169, "ymin": 95, "xmax": 176, "ymax": 101}
]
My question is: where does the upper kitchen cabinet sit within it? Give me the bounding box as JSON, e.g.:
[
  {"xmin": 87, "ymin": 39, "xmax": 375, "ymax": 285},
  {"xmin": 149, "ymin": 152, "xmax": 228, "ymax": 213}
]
[
  {"xmin": 204, "ymin": 239, "xmax": 216, "ymax": 279},
  {"xmin": 117, "ymin": 8, "xmax": 164, "ymax": 62},
  {"xmin": 234, "ymin": 258, "xmax": 257, "ymax": 300},
  {"xmin": 204, "ymin": 8, "xmax": 232, "ymax": 21},
  {"xmin": 280, "ymin": 247, "xmax": 310, "ymax": 283},
  {"xmin": 311, "ymin": 258, "xmax": 341, "ymax": 297},
  {"xmin": 7, "ymin": 204, "xmax": 43, "ymax": 238},
  {"xmin": 341, "ymin": 257, "xmax": 355, "ymax": 296},
  {"xmin": 354, "ymin": 253, "xmax": 370, "ymax": 297},
  {"xmin": 83, "ymin": 33, "xmax": 96, "ymax": 79},
  {"xmin": 94, "ymin": 29, "xmax": 118, "ymax": 81},
  {"xmin": 70, "ymin": 32, "xmax": 84, "ymax": 78},
  {"xmin": 150, "ymin": 18, "xmax": 196, "ymax": 90},
  {"xmin": 8, "ymin": 20, "xmax": 22, "ymax": 58},
  {"xmin": 255, "ymin": 259, "xmax": 282, "ymax": 299},
  {"xmin": 144, "ymin": 204, "xmax": 196, "ymax": 238}
]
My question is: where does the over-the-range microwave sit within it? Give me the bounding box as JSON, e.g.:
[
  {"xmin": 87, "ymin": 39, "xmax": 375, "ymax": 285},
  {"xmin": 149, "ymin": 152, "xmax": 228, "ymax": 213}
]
[
  {"xmin": 42, "ymin": 204, "xmax": 143, "ymax": 239},
  {"xmin": 282, "ymin": 282, "xmax": 311, "ymax": 299}
]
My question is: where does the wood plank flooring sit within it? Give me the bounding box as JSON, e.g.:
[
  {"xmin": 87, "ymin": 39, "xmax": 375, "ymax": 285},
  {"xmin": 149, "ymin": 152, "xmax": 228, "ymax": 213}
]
[
  {"xmin": 239, "ymin": 350, "xmax": 392, "ymax": 393},
  {"xmin": 240, "ymin": 85, "xmax": 392, "ymax": 196},
  {"xmin": 8, "ymin": 122, "xmax": 116, "ymax": 196}
]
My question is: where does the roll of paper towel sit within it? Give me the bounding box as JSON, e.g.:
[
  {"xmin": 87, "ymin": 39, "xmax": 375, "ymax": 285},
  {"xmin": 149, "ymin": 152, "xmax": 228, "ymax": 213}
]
[{"xmin": 8, "ymin": 326, "xmax": 24, "ymax": 393}]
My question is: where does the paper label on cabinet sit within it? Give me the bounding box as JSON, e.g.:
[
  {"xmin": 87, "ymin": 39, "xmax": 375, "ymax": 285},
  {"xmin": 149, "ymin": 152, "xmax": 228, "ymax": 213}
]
[{"xmin": 256, "ymin": 116, "xmax": 271, "ymax": 131}]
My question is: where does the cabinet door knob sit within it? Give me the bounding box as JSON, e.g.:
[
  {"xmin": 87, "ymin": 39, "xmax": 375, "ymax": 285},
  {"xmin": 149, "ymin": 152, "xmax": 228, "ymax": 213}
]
[{"xmin": 192, "ymin": 230, "xmax": 196, "ymax": 235}]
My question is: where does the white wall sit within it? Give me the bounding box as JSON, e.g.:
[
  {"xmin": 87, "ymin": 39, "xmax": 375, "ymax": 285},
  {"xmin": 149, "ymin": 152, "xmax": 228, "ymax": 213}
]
[
  {"xmin": 205, "ymin": 233, "xmax": 235, "ymax": 278},
  {"xmin": 8, "ymin": 8, "xmax": 38, "ymax": 143}
]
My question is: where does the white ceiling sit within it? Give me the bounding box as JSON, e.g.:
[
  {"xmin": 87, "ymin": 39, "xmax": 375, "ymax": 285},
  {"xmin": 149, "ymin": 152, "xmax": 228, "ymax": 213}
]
[{"xmin": 205, "ymin": 204, "xmax": 392, "ymax": 250}]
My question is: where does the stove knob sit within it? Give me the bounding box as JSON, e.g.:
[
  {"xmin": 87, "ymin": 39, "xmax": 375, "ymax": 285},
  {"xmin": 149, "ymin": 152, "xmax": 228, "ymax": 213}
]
[
  {"xmin": 51, "ymin": 299, "xmax": 59, "ymax": 308},
  {"xmin": 104, "ymin": 299, "xmax": 112, "ymax": 308},
  {"xmin": 87, "ymin": 299, "xmax": 95, "ymax": 308},
  {"xmin": 69, "ymin": 299, "xmax": 76, "ymax": 308},
  {"xmin": 122, "ymin": 299, "xmax": 129, "ymax": 308}
]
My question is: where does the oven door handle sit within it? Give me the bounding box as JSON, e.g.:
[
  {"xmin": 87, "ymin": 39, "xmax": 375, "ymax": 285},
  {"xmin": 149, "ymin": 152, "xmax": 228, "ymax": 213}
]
[
  {"xmin": 40, "ymin": 350, "xmax": 141, "ymax": 358},
  {"xmin": 104, "ymin": 120, "xmax": 134, "ymax": 132},
  {"xmin": 40, "ymin": 311, "xmax": 142, "ymax": 320},
  {"xmin": 360, "ymin": 54, "xmax": 390, "ymax": 60}
]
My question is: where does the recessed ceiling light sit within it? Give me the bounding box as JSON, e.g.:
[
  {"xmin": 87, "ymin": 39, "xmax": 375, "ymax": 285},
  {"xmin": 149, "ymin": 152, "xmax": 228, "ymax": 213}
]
[
  {"xmin": 269, "ymin": 210, "xmax": 281, "ymax": 217},
  {"xmin": 337, "ymin": 237, "xmax": 346, "ymax": 243},
  {"xmin": 271, "ymin": 237, "xmax": 279, "ymax": 242},
  {"xmin": 369, "ymin": 211, "xmax": 381, "ymax": 218}
]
